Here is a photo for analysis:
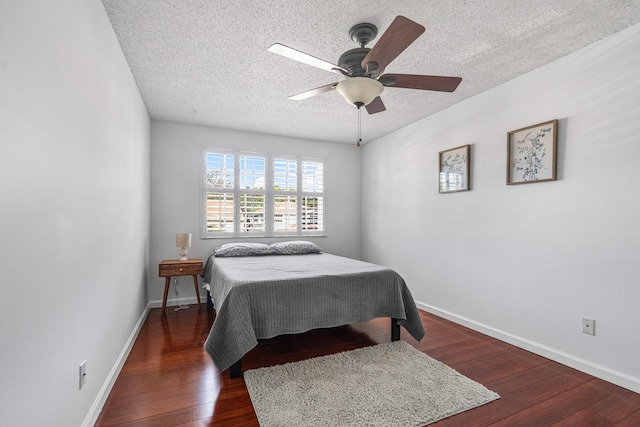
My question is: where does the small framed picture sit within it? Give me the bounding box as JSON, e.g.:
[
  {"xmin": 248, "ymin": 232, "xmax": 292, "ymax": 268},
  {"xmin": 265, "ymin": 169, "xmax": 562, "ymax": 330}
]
[
  {"xmin": 439, "ymin": 144, "xmax": 470, "ymax": 193},
  {"xmin": 507, "ymin": 119, "xmax": 558, "ymax": 185}
]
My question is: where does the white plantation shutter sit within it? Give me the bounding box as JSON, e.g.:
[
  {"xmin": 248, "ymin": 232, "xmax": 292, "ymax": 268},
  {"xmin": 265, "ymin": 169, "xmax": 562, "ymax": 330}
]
[
  {"xmin": 273, "ymin": 157, "xmax": 298, "ymax": 235},
  {"xmin": 273, "ymin": 195, "xmax": 297, "ymax": 233},
  {"xmin": 202, "ymin": 148, "xmax": 324, "ymax": 238},
  {"xmin": 273, "ymin": 158, "xmax": 297, "ymax": 191},
  {"xmin": 239, "ymin": 155, "xmax": 266, "ymax": 234},
  {"xmin": 301, "ymin": 160, "xmax": 324, "ymax": 233},
  {"xmin": 302, "ymin": 160, "xmax": 323, "ymax": 192},
  {"xmin": 301, "ymin": 196, "xmax": 323, "ymax": 232},
  {"xmin": 204, "ymin": 151, "xmax": 235, "ymax": 236}
]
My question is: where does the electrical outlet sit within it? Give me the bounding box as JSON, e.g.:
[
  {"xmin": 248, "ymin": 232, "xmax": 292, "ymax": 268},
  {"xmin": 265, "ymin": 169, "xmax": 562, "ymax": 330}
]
[
  {"xmin": 79, "ymin": 360, "xmax": 87, "ymax": 390},
  {"xmin": 582, "ymin": 318, "xmax": 595, "ymax": 335}
]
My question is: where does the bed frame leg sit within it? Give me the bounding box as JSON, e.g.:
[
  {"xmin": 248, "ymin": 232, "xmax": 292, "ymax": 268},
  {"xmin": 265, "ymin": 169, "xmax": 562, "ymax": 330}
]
[
  {"xmin": 391, "ymin": 318, "xmax": 400, "ymax": 341},
  {"xmin": 229, "ymin": 359, "xmax": 242, "ymax": 379}
]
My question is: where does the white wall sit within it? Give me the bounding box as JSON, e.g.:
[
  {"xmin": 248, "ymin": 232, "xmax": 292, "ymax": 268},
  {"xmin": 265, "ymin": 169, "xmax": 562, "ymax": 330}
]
[
  {"xmin": 362, "ymin": 23, "xmax": 640, "ymax": 392},
  {"xmin": 0, "ymin": 1, "xmax": 150, "ymax": 426},
  {"xmin": 150, "ymin": 121, "xmax": 362, "ymax": 306}
]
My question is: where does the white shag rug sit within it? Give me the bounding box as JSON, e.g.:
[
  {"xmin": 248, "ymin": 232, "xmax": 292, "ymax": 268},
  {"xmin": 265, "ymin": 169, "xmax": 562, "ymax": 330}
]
[{"xmin": 244, "ymin": 341, "xmax": 499, "ymax": 427}]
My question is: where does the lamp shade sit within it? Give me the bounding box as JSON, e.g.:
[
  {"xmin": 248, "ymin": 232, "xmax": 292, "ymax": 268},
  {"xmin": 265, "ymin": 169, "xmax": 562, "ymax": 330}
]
[
  {"xmin": 336, "ymin": 77, "xmax": 384, "ymax": 107},
  {"xmin": 176, "ymin": 233, "xmax": 192, "ymax": 248}
]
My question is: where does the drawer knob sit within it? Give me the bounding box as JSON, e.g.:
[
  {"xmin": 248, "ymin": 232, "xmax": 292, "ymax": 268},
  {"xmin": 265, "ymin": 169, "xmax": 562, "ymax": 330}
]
[{"xmin": 179, "ymin": 268, "xmax": 184, "ymax": 272}]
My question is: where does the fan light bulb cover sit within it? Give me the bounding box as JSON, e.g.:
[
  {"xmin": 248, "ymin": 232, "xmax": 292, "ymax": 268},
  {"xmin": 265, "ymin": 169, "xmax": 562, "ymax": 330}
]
[{"xmin": 336, "ymin": 77, "xmax": 383, "ymax": 107}]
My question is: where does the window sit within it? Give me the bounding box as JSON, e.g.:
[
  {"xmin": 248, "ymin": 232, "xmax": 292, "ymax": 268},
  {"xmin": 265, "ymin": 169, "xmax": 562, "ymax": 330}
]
[
  {"xmin": 204, "ymin": 152, "xmax": 234, "ymax": 234},
  {"xmin": 202, "ymin": 148, "xmax": 324, "ymax": 238},
  {"xmin": 301, "ymin": 160, "xmax": 324, "ymax": 232},
  {"xmin": 239, "ymin": 155, "xmax": 266, "ymax": 233}
]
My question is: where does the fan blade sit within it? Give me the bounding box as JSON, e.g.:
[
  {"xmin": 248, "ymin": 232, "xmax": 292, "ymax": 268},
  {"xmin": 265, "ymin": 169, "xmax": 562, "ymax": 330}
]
[
  {"xmin": 380, "ymin": 74, "xmax": 462, "ymax": 92},
  {"xmin": 268, "ymin": 43, "xmax": 348, "ymax": 75},
  {"xmin": 361, "ymin": 16, "xmax": 425, "ymax": 75},
  {"xmin": 287, "ymin": 83, "xmax": 338, "ymax": 101},
  {"xmin": 366, "ymin": 96, "xmax": 386, "ymax": 114}
]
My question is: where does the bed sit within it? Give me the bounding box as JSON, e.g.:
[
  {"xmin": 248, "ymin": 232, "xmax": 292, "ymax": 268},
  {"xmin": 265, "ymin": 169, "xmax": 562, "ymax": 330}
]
[{"xmin": 202, "ymin": 241, "xmax": 425, "ymax": 377}]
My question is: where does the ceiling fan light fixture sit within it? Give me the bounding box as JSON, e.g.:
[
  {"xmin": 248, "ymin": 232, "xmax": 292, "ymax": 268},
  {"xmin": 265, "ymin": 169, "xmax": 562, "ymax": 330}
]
[{"xmin": 336, "ymin": 77, "xmax": 383, "ymax": 107}]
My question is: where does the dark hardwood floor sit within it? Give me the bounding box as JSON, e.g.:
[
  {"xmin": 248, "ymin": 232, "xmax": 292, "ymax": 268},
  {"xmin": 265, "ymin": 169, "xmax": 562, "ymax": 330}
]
[{"xmin": 95, "ymin": 305, "xmax": 640, "ymax": 426}]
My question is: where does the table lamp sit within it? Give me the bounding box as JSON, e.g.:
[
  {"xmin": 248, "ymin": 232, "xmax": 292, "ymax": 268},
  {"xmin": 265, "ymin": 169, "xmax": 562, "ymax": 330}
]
[{"xmin": 176, "ymin": 233, "xmax": 192, "ymax": 261}]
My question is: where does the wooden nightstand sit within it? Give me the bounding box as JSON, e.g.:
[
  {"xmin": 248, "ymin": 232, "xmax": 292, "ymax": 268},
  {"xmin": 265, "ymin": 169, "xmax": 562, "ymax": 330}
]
[{"xmin": 159, "ymin": 259, "xmax": 203, "ymax": 311}]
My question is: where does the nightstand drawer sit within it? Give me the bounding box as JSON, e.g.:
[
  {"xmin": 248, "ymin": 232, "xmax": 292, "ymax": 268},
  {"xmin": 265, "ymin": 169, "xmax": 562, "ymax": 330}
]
[{"xmin": 159, "ymin": 260, "xmax": 202, "ymax": 277}]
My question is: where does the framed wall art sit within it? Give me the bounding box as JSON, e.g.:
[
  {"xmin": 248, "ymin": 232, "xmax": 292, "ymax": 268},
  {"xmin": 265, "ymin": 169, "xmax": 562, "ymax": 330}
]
[
  {"xmin": 439, "ymin": 144, "xmax": 470, "ymax": 193},
  {"xmin": 507, "ymin": 119, "xmax": 558, "ymax": 185}
]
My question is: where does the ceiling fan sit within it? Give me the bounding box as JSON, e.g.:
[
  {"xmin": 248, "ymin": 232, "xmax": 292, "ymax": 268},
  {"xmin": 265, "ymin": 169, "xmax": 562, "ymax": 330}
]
[{"xmin": 268, "ymin": 16, "xmax": 462, "ymax": 117}]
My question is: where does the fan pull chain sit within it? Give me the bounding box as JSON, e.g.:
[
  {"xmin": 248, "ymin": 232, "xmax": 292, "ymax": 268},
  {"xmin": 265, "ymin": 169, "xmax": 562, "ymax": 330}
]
[{"xmin": 357, "ymin": 106, "xmax": 362, "ymax": 147}]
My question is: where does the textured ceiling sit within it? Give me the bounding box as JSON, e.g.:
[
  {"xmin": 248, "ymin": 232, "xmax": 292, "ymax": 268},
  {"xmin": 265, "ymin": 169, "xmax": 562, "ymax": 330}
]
[{"xmin": 102, "ymin": 0, "xmax": 640, "ymax": 145}]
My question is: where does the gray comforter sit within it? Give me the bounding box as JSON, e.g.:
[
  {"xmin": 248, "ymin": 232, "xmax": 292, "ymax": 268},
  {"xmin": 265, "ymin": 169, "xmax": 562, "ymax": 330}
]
[{"xmin": 203, "ymin": 253, "xmax": 425, "ymax": 372}]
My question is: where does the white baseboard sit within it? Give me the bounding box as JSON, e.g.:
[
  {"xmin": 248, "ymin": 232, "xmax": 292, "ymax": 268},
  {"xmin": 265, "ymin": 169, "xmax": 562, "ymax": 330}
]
[
  {"xmin": 82, "ymin": 303, "xmax": 151, "ymax": 427},
  {"xmin": 148, "ymin": 295, "xmax": 204, "ymax": 309},
  {"xmin": 416, "ymin": 300, "xmax": 640, "ymax": 394}
]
